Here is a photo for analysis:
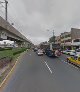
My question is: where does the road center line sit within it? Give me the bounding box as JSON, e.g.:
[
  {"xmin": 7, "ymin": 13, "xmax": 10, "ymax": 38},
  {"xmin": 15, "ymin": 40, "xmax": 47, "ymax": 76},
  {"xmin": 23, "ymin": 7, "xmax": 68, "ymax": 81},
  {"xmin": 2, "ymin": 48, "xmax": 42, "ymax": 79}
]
[{"xmin": 44, "ymin": 61, "xmax": 52, "ymax": 74}]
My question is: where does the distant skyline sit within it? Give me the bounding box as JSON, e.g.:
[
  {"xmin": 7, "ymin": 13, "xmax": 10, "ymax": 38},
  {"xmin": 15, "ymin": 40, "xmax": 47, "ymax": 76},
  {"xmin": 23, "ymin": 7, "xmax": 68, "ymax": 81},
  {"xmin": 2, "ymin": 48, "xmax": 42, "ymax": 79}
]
[{"xmin": 0, "ymin": 0, "xmax": 80, "ymax": 44}]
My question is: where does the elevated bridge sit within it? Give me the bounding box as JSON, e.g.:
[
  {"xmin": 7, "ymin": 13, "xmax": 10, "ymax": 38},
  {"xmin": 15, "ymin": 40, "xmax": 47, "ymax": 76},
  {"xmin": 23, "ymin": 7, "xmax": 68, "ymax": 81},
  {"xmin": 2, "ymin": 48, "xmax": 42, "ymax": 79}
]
[{"xmin": 0, "ymin": 16, "xmax": 32, "ymax": 47}]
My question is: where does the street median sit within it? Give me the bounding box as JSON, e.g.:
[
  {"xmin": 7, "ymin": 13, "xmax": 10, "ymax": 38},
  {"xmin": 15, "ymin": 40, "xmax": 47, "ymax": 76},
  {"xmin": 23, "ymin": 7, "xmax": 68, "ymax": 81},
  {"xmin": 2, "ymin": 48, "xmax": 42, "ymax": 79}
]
[{"xmin": 0, "ymin": 47, "xmax": 28, "ymax": 88}]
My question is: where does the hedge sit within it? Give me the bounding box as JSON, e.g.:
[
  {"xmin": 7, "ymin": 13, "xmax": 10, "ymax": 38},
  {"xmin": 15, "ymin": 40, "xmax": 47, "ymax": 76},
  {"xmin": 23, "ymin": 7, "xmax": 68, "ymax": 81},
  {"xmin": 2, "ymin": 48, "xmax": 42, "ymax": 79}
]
[
  {"xmin": 13, "ymin": 48, "xmax": 27, "ymax": 55},
  {"xmin": 0, "ymin": 48, "xmax": 27, "ymax": 59}
]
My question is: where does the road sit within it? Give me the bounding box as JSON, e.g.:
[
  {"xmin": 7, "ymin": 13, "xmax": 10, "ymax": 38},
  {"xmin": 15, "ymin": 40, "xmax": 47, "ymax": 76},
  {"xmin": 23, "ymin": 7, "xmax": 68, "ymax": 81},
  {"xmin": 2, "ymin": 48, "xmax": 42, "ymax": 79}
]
[{"xmin": 1, "ymin": 50, "xmax": 80, "ymax": 92}]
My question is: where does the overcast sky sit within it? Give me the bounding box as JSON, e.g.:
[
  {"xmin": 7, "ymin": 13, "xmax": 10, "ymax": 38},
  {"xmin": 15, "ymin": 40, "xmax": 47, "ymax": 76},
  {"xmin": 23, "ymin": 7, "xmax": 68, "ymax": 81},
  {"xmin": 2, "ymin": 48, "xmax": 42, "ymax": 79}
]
[{"xmin": 0, "ymin": 0, "xmax": 80, "ymax": 44}]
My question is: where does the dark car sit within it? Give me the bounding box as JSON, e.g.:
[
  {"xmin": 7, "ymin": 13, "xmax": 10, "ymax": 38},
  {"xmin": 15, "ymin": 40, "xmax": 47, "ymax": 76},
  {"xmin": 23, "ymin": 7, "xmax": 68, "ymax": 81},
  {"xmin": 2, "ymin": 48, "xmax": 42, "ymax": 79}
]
[{"xmin": 45, "ymin": 49, "xmax": 55, "ymax": 57}]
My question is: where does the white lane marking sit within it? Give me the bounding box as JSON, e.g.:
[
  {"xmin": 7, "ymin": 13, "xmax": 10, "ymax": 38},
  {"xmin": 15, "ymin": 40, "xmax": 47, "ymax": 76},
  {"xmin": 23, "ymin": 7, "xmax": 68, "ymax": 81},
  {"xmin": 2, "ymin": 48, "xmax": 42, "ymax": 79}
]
[{"xmin": 44, "ymin": 61, "xmax": 52, "ymax": 74}]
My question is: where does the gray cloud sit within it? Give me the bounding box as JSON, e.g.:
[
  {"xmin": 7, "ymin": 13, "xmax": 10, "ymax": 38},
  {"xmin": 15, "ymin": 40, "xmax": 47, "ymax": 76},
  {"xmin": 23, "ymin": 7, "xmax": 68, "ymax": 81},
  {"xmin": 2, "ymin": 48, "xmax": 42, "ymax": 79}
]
[{"xmin": 3, "ymin": 0, "xmax": 80, "ymax": 44}]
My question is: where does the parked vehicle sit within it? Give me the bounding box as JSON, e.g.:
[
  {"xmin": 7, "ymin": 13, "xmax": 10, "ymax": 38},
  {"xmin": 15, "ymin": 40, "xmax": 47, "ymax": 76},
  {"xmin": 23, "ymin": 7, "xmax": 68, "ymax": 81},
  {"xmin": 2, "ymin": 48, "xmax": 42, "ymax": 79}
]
[
  {"xmin": 65, "ymin": 50, "xmax": 71, "ymax": 55},
  {"xmin": 67, "ymin": 50, "xmax": 76, "ymax": 56},
  {"xmin": 37, "ymin": 49, "xmax": 43, "ymax": 56},
  {"xmin": 75, "ymin": 49, "xmax": 80, "ymax": 57},
  {"xmin": 62, "ymin": 50, "xmax": 68, "ymax": 54},
  {"xmin": 67, "ymin": 56, "xmax": 80, "ymax": 67},
  {"xmin": 63, "ymin": 50, "xmax": 76, "ymax": 56}
]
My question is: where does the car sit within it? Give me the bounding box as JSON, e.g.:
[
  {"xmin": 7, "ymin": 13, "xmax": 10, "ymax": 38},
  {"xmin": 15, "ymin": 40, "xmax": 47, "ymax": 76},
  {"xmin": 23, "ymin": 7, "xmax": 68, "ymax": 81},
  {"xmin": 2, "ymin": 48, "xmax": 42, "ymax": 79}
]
[
  {"xmin": 37, "ymin": 49, "xmax": 43, "ymax": 56},
  {"xmin": 68, "ymin": 50, "xmax": 76, "ymax": 56},
  {"xmin": 67, "ymin": 56, "xmax": 80, "ymax": 67},
  {"xmin": 64, "ymin": 50, "xmax": 76, "ymax": 55},
  {"xmin": 45, "ymin": 49, "xmax": 55, "ymax": 57},
  {"xmin": 62, "ymin": 50, "xmax": 68, "ymax": 54},
  {"xmin": 75, "ymin": 49, "xmax": 80, "ymax": 57}
]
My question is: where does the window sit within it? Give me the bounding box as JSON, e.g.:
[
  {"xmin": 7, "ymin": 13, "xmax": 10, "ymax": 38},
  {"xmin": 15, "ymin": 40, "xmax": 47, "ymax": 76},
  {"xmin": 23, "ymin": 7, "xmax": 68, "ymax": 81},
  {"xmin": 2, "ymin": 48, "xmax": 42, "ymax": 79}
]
[
  {"xmin": 65, "ymin": 39, "xmax": 71, "ymax": 42},
  {"xmin": 65, "ymin": 34, "xmax": 71, "ymax": 38},
  {"xmin": 74, "ymin": 39, "xmax": 80, "ymax": 42}
]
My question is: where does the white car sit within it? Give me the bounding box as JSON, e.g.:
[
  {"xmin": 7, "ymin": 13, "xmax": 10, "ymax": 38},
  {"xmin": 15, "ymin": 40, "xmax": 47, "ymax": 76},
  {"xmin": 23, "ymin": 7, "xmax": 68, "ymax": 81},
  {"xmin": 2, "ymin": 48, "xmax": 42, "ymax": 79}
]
[
  {"xmin": 75, "ymin": 49, "xmax": 80, "ymax": 57},
  {"xmin": 65, "ymin": 50, "xmax": 76, "ymax": 56},
  {"xmin": 37, "ymin": 49, "xmax": 43, "ymax": 55},
  {"xmin": 69, "ymin": 50, "xmax": 76, "ymax": 56},
  {"xmin": 62, "ymin": 50, "xmax": 68, "ymax": 54}
]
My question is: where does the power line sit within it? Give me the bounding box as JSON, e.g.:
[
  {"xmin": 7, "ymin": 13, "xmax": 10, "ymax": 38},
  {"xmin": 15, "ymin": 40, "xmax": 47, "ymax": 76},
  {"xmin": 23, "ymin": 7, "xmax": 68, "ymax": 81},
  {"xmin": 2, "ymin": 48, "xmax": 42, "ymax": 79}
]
[
  {"xmin": 0, "ymin": 0, "xmax": 8, "ymax": 21},
  {"xmin": 0, "ymin": 3, "xmax": 5, "ymax": 8},
  {"xmin": 0, "ymin": 8, "xmax": 5, "ymax": 18},
  {"xmin": 0, "ymin": 0, "xmax": 25, "ymax": 35}
]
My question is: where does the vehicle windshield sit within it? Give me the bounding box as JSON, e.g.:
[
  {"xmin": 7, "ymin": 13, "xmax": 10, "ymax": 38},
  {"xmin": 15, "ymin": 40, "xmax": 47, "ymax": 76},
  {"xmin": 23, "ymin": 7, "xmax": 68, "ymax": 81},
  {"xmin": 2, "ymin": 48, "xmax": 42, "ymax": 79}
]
[{"xmin": 67, "ymin": 51, "xmax": 71, "ymax": 52}]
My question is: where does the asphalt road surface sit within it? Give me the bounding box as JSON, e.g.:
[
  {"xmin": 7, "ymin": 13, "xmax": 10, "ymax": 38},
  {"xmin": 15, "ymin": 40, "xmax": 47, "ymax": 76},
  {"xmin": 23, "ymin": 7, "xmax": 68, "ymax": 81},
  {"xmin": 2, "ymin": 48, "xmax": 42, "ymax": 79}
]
[{"xmin": 1, "ymin": 50, "xmax": 80, "ymax": 92}]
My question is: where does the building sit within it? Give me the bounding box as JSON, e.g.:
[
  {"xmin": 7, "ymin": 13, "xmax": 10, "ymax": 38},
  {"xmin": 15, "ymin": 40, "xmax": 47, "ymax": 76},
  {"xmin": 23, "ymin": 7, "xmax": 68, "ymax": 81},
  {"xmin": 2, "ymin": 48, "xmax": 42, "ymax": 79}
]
[
  {"xmin": 60, "ymin": 28, "xmax": 80, "ymax": 50},
  {"xmin": 55, "ymin": 36, "xmax": 61, "ymax": 44},
  {"xmin": 60, "ymin": 32, "xmax": 71, "ymax": 49},
  {"xmin": 71, "ymin": 28, "xmax": 80, "ymax": 49}
]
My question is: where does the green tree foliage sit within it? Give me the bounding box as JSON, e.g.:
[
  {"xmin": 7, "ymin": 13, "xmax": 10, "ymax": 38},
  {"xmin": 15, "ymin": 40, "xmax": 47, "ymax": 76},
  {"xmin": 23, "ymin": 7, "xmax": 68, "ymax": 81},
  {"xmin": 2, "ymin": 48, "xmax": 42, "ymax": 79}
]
[{"xmin": 49, "ymin": 36, "xmax": 55, "ymax": 43}]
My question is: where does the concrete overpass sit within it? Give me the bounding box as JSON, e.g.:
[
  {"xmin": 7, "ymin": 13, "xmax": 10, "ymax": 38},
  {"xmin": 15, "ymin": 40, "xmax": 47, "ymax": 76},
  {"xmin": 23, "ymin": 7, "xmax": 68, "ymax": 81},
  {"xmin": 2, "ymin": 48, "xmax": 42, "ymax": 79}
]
[{"xmin": 0, "ymin": 16, "xmax": 32, "ymax": 48}]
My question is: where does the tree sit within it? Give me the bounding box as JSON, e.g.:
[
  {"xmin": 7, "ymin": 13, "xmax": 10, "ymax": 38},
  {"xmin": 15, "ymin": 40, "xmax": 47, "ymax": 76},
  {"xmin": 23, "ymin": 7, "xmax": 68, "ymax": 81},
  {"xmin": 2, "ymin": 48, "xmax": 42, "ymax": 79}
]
[{"xmin": 49, "ymin": 36, "xmax": 55, "ymax": 43}]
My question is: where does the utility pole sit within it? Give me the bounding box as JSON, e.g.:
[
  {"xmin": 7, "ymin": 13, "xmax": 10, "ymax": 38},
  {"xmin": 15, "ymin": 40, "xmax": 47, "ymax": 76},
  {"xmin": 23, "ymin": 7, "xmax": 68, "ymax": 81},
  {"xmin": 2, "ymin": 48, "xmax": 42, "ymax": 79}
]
[
  {"xmin": 53, "ymin": 30, "xmax": 55, "ymax": 44},
  {"xmin": 0, "ymin": 0, "xmax": 8, "ymax": 21},
  {"xmin": 5, "ymin": 0, "xmax": 8, "ymax": 21},
  {"xmin": 53, "ymin": 30, "xmax": 54, "ymax": 37}
]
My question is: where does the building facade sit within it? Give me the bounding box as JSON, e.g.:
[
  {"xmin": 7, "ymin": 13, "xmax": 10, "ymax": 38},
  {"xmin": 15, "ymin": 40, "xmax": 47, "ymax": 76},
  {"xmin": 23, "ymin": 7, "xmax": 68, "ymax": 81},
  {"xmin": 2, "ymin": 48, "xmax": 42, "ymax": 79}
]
[
  {"xmin": 55, "ymin": 36, "xmax": 61, "ymax": 44},
  {"xmin": 60, "ymin": 32, "xmax": 72, "ymax": 49},
  {"xmin": 60, "ymin": 28, "xmax": 80, "ymax": 50},
  {"xmin": 71, "ymin": 28, "xmax": 80, "ymax": 49}
]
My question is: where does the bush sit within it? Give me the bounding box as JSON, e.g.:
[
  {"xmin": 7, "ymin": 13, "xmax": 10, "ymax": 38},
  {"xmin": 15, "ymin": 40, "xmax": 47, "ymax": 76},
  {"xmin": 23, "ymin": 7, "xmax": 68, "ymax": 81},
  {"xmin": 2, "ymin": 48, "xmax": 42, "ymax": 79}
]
[
  {"xmin": 4, "ymin": 47, "xmax": 13, "ymax": 50},
  {"xmin": 0, "ymin": 48, "xmax": 5, "ymax": 51},
  {"xmin": 0, "ymin": 47, "xmax": 12, "ymax": 51},
  {"xmin": 13, "ymin": 48, "xmax": 27, "ymax": 55},
  {"xmin": 0, "ymin": 47, "xmax": 27, "ymax": 60},
  {"xmin": 0, "ymin": 48, "xmax": 27, "ymax": 68}
]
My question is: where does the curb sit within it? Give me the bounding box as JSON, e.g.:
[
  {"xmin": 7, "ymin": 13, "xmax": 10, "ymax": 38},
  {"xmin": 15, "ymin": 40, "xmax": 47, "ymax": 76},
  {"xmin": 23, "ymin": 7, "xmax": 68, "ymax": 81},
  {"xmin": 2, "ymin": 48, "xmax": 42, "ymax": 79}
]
[
  {"xmin": 0, "ymin": 57, "xmax": 19, "ymax": 88},
  {"xmin": 0, "ymin": 50, "xmax": 27, "ymax": 88}
]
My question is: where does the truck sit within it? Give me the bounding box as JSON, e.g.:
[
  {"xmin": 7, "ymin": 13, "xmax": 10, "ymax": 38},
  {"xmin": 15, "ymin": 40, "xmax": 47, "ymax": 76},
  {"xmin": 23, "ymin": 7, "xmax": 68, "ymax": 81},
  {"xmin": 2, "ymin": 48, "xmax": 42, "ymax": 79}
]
[{"xmin": 40, "ymin": 43, "xmax": 61, "ymax": 57}]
